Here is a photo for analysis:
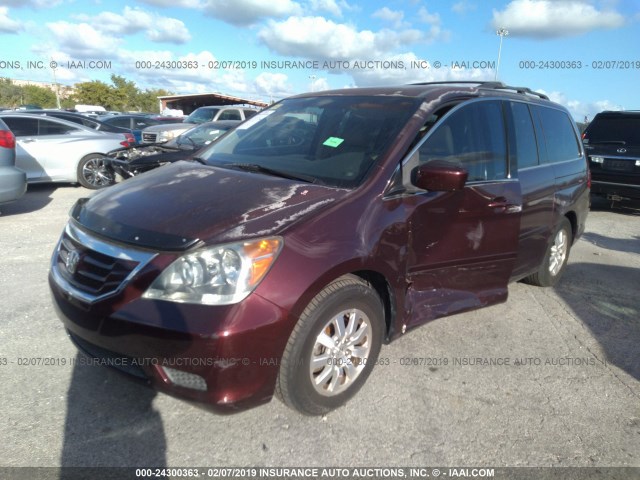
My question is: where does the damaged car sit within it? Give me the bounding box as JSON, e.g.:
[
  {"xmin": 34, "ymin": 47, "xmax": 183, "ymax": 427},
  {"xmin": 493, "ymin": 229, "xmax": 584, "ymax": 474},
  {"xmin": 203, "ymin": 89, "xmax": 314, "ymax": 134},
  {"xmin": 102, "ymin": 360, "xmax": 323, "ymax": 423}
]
[
  {"xmin": 49, "ymin": 82, "xmax": 589, "ymax": 416},
  {"xmin": 106, "ymin": 120, "xmax": 239, "ymax": 180}
]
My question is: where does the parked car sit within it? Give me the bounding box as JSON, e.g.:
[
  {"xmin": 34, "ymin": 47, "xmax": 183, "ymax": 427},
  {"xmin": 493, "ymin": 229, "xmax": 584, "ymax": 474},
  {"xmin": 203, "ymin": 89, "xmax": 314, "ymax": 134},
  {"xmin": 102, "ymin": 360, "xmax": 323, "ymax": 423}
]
[
  {"xmin": 582, "ymin": 110, "xmax": 640, "ymax": 202},
  {"xmin": 0, "ymin": 118, "xmax": 27, "ymax": 205},
  {"xmin": 107, "ymin": 120, "xmax": 240, "ymax": 180},
  {"xmin": 100, "ymin": 114, "xmax": 181, "ymax": 143},
  {"xmin": 16, "ymin": 110, "xmax": 136, "ymax": 146},
  {"xmin": 141, "ymin": 106, "xmax": 259, "ymax": 144},
  {"xmin": 49, "ymin": 81, "xmax": 589, "ymax": 415},
  {"xmin": 0, "ymin": 113, "xmax": 132, "ymax": 189}
]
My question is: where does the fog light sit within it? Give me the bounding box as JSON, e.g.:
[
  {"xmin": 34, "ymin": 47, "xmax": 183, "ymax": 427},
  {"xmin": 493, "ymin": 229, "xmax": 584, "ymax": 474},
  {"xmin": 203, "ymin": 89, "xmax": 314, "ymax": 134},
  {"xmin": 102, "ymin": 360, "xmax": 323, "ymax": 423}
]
[
  {"xmin": 590, "ymin": 156, "xmax": 604, "ymax": 164},
  {"xmin": 163, "ymin": 367, "xmax": 207, "ymax": 391},
  {"xmin": 635, "ymin": 160, "xmax": 640, "ymax": 167}
]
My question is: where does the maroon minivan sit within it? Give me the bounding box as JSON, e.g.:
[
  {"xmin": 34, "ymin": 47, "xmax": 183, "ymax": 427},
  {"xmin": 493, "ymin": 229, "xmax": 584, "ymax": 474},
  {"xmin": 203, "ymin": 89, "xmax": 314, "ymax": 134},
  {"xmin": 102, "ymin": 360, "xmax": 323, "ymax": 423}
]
[{"xmin": 49, "ymin": 82, "xmax": 589, "ymax": 415}]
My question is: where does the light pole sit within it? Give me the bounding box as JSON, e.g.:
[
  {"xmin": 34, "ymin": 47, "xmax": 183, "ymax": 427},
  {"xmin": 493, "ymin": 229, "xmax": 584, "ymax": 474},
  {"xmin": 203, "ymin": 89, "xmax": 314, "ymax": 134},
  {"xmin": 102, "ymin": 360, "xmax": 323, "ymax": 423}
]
[{"xmin": 495, "ymin": 28, "xmax": 509, "ymax": 81}]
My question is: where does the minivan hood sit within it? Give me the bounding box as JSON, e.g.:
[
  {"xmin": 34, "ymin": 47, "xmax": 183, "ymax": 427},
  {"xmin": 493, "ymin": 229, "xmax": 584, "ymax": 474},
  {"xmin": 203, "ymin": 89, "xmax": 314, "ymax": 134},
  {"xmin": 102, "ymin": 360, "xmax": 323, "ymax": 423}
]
[{"xmin": 72, "ymin": 161, "xmax": 346, "ymax": 250}]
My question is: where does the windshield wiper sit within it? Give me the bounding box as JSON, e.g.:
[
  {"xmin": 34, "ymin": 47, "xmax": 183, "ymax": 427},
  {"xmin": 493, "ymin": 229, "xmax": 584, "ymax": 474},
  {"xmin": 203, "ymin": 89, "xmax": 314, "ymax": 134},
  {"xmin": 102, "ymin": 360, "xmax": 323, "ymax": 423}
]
[
  {"xmin": 223, "ymin": 163, "xmax": 321, "ymax": 184},
  {"xmin": 190, "ymin": 156, "xmax": 208, "ymax": 165}
]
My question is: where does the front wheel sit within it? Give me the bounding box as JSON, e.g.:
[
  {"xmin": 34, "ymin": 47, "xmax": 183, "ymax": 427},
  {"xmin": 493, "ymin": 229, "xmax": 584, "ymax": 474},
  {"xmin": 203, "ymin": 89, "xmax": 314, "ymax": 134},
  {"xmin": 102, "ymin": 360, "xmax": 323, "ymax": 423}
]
[
  {"xmin": 524, "ymin": 217, "xmax": 572, "ymax": 287},
  {"xmin": 77, "ymin": 154, "xmax": 116, "ymax": 189},
  {"xmin": 276, "ymin": 275, "xmax": 384, "ymax": 415}
]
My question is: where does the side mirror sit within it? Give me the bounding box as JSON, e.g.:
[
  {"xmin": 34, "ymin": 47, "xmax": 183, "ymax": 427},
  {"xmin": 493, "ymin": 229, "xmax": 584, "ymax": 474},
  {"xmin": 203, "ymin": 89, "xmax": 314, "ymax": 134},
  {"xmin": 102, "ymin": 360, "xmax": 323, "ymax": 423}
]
[{"xmin": 411, "ymin": 161, "xmax": 468, "ymax": 191}]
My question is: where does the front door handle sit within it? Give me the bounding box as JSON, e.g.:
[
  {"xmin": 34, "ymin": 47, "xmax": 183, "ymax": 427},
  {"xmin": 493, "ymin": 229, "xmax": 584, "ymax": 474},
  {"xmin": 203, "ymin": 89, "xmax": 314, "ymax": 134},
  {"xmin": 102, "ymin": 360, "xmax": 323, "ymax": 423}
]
[{"xmin": 488, "ymin": 197, "xmax": 522, "ymax": 213}]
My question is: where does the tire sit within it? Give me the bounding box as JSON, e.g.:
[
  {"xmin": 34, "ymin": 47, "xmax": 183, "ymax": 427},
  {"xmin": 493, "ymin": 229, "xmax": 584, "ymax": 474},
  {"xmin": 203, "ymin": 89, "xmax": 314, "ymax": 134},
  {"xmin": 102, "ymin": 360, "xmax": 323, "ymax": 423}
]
[
  {"xmin": 524, "ymin": 217, "xmax": 572, "ymax": 287},
  {"xmin": 77, "ymin": 154, "xmax": 116, "ymax": 189},
  {"xmin": 276, "ymin": 275, "xmax": 384, "ymax": 415}
]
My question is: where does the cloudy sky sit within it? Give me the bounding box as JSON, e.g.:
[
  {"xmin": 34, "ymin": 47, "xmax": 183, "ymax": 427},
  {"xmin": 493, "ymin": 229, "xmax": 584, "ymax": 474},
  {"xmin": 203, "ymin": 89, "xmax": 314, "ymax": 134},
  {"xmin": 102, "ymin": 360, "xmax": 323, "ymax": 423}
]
[{"xmin": 1, "ymin": 0, "xmax": 638, "ymax": 120}]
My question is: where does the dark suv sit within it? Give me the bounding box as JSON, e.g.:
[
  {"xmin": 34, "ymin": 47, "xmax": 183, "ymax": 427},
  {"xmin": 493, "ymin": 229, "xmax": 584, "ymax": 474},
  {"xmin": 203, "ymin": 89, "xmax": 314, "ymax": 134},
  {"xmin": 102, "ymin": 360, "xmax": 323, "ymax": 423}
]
[
  {"xmin": 49, "ymin": 82, "xmax": 589, "ymax": 415},
  {"xmin": 582, "ymin": 110, "xmax": 640, "ymax": 202}
]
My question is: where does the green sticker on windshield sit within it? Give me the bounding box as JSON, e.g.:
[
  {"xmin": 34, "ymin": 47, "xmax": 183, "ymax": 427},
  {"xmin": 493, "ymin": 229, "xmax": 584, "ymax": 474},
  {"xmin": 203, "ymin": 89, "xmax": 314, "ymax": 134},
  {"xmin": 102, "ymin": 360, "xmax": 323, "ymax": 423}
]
[{"xmin": 323, "ymin": 137, "xmax": 344, "ymax": 148}]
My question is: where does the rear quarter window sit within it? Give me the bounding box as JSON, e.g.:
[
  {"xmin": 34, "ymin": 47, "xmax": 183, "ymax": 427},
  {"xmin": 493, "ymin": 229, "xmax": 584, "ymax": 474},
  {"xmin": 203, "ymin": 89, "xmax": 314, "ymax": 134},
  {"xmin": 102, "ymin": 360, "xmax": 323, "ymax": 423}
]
[
  {"xmin": 38, "ymin": 119, "xmax": 77, "ymax": 135},
  {"xmin": 508, "ymin": 102, "xmax": 539, "ymax": 169},
  {"xmin": 535, "ymin": 106, "xmax": 581, "ymax": 163}
]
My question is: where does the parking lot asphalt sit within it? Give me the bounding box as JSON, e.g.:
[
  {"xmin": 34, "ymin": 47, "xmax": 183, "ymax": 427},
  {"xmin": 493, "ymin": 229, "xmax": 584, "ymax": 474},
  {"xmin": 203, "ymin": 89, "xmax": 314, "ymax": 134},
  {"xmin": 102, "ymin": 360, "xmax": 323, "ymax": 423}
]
[{"xmin": 0, "ymin": 185, "xmax": 638, "ymax": 469}]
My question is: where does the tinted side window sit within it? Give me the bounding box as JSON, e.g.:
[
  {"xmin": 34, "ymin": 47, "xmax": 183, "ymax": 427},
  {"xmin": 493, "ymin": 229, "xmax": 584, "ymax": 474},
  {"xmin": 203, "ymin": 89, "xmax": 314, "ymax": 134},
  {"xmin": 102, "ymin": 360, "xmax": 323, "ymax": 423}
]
[
  {"xmin": 243, "ymin": 109, "xmax": 258, "ymax": 119},
  {"xmin": 135, "ymin": 118, "xmax": 158, "ymax": 128},
  {"xmin": 107, "ymin": 117, "xmax": 131, "ymax": 128},
  {"xmin": 219, "ymin": 109, "xmax": 242, "ymax": 121},
  {"xmin": 509, "ymin": 102, "xmax": 539, "ymax": 169},
  {"xmin": 535, "ymin": 106, "xmax": 581, "ymax": 163},
  {"xmin": 2, "ymin": 117, "xmax": 39, "ymax": 136},
  {"xmin": 418, "ymin": 100, "xmax": 507, "ymax": 182},
  {"xmin": 38, "ymin": 119, "xmax": 76, "ymax": 135}
]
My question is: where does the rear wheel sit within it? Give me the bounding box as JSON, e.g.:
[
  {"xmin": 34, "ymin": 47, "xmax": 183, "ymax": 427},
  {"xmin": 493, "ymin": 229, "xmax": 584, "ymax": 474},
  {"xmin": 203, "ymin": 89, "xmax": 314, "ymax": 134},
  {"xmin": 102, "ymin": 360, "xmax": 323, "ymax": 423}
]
[
  {"xmin": 276, "ymin": 275, "xmax": 384, "ymax": 415},
  {"xmin": 524, "ymin": 217, "xmax": 572, "ymax": 287},
  {"xmin": 77, "ymin": 154, "xmax": 116, "ymax": 189}
]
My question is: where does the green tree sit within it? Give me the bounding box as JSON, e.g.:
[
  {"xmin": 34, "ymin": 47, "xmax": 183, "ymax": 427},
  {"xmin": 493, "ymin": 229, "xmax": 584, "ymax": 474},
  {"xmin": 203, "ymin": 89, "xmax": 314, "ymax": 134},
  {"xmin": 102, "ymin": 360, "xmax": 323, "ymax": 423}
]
[
  {"xmin": 137, "ymin": 88, "xmax": 172, "ymax": 113},
  {"xmin": 22, "ymin": 84, "xmax": 57, "ymax": 108},
  {"xmin": 73, "ymin": 80, "xmax": 115, "ymax": 109},
  {"xmin": 110, "ymin": 74, "xmax": 139, "ymax": 111},
  {"xmin": 0, "ymin": 78, "xmax": 23, "ymax": 108}
]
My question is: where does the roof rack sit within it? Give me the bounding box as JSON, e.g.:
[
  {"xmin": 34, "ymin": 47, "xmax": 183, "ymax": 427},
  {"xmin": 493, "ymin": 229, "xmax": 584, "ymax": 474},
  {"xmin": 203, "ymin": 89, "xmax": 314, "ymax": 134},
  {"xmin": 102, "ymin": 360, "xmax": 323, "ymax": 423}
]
[{"xmin": 409, "ymin": 81, "xmax": 549, "ymax": 100}]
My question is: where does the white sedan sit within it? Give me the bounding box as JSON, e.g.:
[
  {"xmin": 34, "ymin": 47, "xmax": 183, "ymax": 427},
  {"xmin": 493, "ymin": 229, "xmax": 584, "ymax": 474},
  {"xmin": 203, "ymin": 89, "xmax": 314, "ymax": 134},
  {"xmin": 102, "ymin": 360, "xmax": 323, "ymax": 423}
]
[{"xmin": 0, "ymin": 113, "xmax": 131, "ymax": 189}]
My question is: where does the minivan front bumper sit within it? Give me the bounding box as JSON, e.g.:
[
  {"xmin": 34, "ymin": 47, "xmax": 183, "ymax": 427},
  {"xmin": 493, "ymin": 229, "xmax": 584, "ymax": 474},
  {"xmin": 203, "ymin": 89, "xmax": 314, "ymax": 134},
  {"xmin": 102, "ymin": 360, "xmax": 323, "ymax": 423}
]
[{"xmin": 48, "ymin": 223, "xmax": 293, "ymax": 413}]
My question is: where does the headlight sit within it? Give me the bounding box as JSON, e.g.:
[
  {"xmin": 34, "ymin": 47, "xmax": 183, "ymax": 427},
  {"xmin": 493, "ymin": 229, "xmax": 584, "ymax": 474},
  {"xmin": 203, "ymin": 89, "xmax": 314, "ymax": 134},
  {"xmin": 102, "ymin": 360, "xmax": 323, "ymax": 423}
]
[
  {"xmin": 590, "ymin": 156, "xmax": 604, "ymax": 164},
  {"xmin": 157, "ymin": 131, "xmax": 176, "ymax": 142},
  {"xmin": 143, "ymin": 237, "xmax": 282, "ymax": 305}
]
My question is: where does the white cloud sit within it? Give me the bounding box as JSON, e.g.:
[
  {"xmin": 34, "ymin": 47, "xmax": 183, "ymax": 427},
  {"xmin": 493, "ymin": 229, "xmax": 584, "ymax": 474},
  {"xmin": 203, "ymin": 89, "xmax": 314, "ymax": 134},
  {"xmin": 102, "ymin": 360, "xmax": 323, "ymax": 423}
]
[
  {"xmin": 492, "ymin": 0, "xmax": 625, "ymax": 38},
  {"xmin": 1, "ymin": 0, "xmax": 62, "ymax": 8},
  {"xmin": 308, "ymin": 75, "xmax": 330, "ymax": 92},
  {"xmin": 310, "ymin": 0, "xmax": 345, "ymax": 17},
  {"xmin": 347, "ymin": 52, "xmax": 494, "ymax": 87},
  {"xmin": 452, "ymin": 1, "xmax": 477, "ymax": 14},
  {"xmin": 254, "ymin": 72, "xmax": 294, "ymax": 98},
  {"xmin": 539, "ymin": 90, "xmax": 623, "ymax": 121},
  {"xmin": 0, "ymin": 6, "xmax": 22, "ymax": 33},
  {"xmin": 47, "ymin": 22, "xmax": 122, "ymax": 58},
  {"xmin": 149, "ymin": 17, "xmax": 191, "ymax": 43},
  {"xmin": 202, "ymin": 0, "xmax": 303, "ymax": 26},
  {"xmin": 372, "ymin": 7, "xmax": 405, "ymax": 28},
  {"xmin": 259, "ymin": 16, "xmax": 425, "ymax": 60},
  {"xmin": 74, "ymin": 7, "xmax": 190, "ymax": 44},
  {"xmin": 139, "ymin": 0, "xmax": 204, "ymax": 7},
  {"xmin": 418, "ymin": 6, "xmax": 440, "ymax": 25},
  {"xmin": 416, "ymin": 7, "xmax": 450, "ymax": 43}
]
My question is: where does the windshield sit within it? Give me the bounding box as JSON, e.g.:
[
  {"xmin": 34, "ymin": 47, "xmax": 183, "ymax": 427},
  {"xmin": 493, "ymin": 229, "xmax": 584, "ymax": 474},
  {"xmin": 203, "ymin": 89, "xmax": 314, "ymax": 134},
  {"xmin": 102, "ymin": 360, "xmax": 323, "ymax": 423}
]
[
  {"xmin": 185, "ymin": 108, "xmax": 219, "ymax": 124},
  {"xmin": 585, "ymin": 116, "xmax": 640, "ymax": 146},
  {"xmin": 197, "ymin": 95, "xmax": 421, "ymax": 188},
  {"xmin": 177, "ymin": 123, "xmax": 231, "ymax": 147}
]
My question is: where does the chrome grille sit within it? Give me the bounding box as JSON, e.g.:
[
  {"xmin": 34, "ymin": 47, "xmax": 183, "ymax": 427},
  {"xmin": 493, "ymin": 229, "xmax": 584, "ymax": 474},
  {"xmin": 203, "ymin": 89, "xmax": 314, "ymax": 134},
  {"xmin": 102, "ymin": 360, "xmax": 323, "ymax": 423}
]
[
  {"xmin": 57, "ymin": 233, "xmax": 138, "ymax": 296},
  {"xmin": 51, "ymin": 222, "xmax": 156, "ymax": 304}
]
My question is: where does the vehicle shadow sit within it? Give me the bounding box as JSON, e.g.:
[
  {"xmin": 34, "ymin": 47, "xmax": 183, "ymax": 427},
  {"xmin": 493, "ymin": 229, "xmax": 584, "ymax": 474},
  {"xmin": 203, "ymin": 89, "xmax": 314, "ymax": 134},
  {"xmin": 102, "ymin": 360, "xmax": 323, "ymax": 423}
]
[
  {"xmin": 59, "ymin": 354, "xmax": 166, "ymax": 475},
  {"xmin": 554, "ymin": 262, "xmax": 640, "ymax": 382},
  {"xmin": 0, "ymin": 184, "xmax": 59, "ymax": 216},
  {"xmin": 581, "ymin": 232, "xmax": 640, "ymax": 255}
]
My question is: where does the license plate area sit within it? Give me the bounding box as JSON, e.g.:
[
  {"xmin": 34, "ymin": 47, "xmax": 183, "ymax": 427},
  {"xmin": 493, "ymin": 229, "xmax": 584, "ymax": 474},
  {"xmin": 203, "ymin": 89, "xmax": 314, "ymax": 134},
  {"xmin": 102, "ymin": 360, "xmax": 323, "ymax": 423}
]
[{"xmin": 603, "ymin": 159, "xmax": 634, "ymax": 172}]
